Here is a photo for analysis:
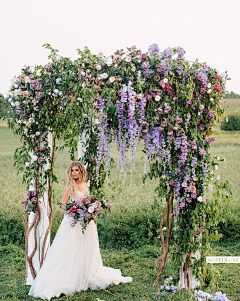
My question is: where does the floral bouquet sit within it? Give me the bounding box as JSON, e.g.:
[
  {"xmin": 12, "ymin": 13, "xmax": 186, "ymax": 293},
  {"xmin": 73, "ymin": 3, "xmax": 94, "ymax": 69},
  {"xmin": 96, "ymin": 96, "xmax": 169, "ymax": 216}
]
[
  {"xmin": 65, "ymin": 196, "xmax": 112, "ymax": 233},
  {"xmin": 23, "ymin": 190, "xmax": 38, "ymax": 214}
]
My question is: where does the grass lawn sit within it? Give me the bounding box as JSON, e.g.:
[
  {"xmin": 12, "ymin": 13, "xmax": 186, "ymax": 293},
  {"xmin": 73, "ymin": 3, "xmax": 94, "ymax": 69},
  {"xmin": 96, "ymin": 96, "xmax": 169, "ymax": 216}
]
[{"xmin": 0, "ymin": 98, "xmax": 240, "ymax": 300}]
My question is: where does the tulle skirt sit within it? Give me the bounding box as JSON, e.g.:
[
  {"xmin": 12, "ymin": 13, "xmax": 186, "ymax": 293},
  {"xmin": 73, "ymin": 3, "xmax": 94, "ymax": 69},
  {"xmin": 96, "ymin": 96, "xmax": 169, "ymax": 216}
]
[{"xmin": 29, "ymin": 216, "xmax": 132, "ymax": 300}]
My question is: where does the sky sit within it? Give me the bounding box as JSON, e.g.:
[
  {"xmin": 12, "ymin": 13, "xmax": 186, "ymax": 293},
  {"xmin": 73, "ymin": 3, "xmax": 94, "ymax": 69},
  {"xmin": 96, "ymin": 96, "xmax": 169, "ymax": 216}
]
[{"xmin": 1, "ymin": 0, "xmax": 240, "ymax": 94}]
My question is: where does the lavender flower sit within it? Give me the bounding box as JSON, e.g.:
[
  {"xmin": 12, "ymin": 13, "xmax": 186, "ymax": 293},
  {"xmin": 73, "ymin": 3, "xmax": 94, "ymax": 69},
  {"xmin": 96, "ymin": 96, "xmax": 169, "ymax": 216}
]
[
  {"xmin": 148, "ymin": 43, "xmax": 160, "ymax": 56},
  {"xmin": 162, "ymin": 47, "xmax": 174, "ymax": 59}
]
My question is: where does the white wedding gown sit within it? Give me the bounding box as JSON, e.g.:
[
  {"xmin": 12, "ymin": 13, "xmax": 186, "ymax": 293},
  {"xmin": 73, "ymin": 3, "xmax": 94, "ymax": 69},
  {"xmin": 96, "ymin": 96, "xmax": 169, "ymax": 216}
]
[{"xmin": 29, "ymin": 190, "xmax": 132, "ymax": 300}]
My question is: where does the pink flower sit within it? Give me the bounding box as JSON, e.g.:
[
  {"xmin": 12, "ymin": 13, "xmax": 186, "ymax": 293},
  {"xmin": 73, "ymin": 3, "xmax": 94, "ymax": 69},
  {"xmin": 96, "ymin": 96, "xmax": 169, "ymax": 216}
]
[
  {"xmin": 172, "ymin": 126, "xmax": 179, "ymax": 131},
  {"xmin": 169, "ymin": 180, "xmax": 175, "ymax": 186},
  {"xmin": 161, "ymin": 121, "xmax": 168, "ymax": 127},
  {"xmin": 158, "ymin": 127, "xmax": 164, "ymax": 132},
  {"xmin": 189, "ymin": 186, "xmax": 196, "ymax": 193},
  {"xmin": 202, "ymin": 64, "xmax": 208, "ymax": 69},
  {"xmin": 176, "ymin": 117, "xmax": 183, "ymax": 123},
  {"xmin": 141, "ymin": 61, "xmax": 149, "ymax": 69},
  {"xmin": 24, "ymin": 205, "xmax": 29, "ymax": 212},
  {"xmin": 23, "ymin": 197, "xmax": 29, "ymax": 203},
  {"xmin": 125, "ymin": 56, "xmax": 131, "ymax": 62},
  {"xmin": 109, "ymin": 76, "xmax": 115, "ymax": 83},
  {"xmin": 39, "ymin": 146, "xmax": 45, "ymax": 151},
  {"xmin": 31, "ymin": 197, "xmax": 37, "ymax": 203},
  {"xmin": 159, "ymin": 80, "xmax": 165, "ymax": 87},
  {"xmin": 167, "ymin": 131, "xmax": 173, "ymax": 136},
  {"xmin": 98, "ymin": 52, "xmax": 104, "ymax": 57},
  {"xmin": 38, "ymin": 157, "xmax": 44, "ymax": 164}
]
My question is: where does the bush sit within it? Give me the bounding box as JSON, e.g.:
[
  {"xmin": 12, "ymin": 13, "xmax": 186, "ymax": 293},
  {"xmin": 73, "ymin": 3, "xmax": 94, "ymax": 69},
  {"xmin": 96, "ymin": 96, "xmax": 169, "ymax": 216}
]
[{"xmin": 221, "ymin": 114, "xmax": 240, "ymax": 131}]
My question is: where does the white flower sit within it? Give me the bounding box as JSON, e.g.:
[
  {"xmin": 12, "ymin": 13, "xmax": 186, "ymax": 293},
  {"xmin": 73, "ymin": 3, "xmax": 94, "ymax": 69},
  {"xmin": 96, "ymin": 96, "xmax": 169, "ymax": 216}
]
[
  {"xmin": 24, "ymin": 128, "xmax": 28, "ymax": 133},
  {"xmin": 54, "ymin": 89, "xmax": 59, "ymax": 94},
  {"xmin": 14, "ymin": 84, "xmax": 18, "ymax": 88},
  {"xmin": 96, "ymin": 65, "xmax": 101, "ymax": 70},
  {"xmin": 209, "ymin": 98, "xmax": 214, "ymax": 102},
  {"xmin": 82, "ymin": 63, "xmax": 85, "ymax": 67},
  {"xmin": 125, "ymin": 56, "xmax": 131, "ymax": 62},
  {"xmin": 137, "ymin": 94, "xmax": 143, "ymax": 99},
  {"xmin": 216, "ymin": 156, "xmax": 220, "ymax": 160},
  {"xmin": 30, "ymin": 134, "xmax": 35, "ymax": 139},
  {"xmin": 11, "ymin": 102, "xmax": 15, "ymax": 107},
  {"xmin": 207, "ymin": 83, "xmax": 211, "ymax": 88},
  {"xmin": 109, "ymin": 76, "xmax": 115, "ymax": 83},
  {"xmin": 25, "ymin": 76, "xmax": 31, "ymax": 83},
  {"xmin": 81, "ymin": 71, "xmax": 85, "ymax": 76},
  {"xmin": 25, "ymin": 162, "xmax": 29, "ymax": 167},
  {"xmin": 162, "ymin": 227, "xmax": 167, "ymax": 231},
  {"xmin": 223, "ymin": 158, "xmax": 226, "ymax": 162},
  {"xmin": 217, "ymin": 175, "xmax": 220, "ymax": 180},
  {"xmin": 59, "ymin": 91, "xmax": 63, "ymax": 97},
  {"xmin": 36, "ymin": 132, "xmax": 40, "ymax": 136},
  {"xmin": 92, "ymin": 202, "xmax": 97, "ymax": 209},
  {"xmin": 163, "ymin": 78, "xmax": 168, "ymax": 83},
  {"xmin": 106, "ymin": 59, "xmax": 113, "ymax": 66},
  {"xmin": 82, "ymin": 82, "xmax": 86, "ymax": 88},
  {"xmin": 36, "ymin": 69, "xmax": 41, "ymax": 76},
  {"xmin": 94, "ymin": 119, "xmax": 100, "ymax": 125},
  {"xmin": 199, "ymin": 104, "xmax": 204, "ymax": 110},
  {"xmin": 155, "ymin": 95, "xmax": 161, "ymax": 101},
  {"xmin": 102, "ymin": 73, "xmax": 108, "ymax": 79},
  {"xmin": 172, "ymin": 53, "xmax": 178, "ymax": 60},
  {"xmin": 131, "ymin": 66, "xmax": 136, "ymax": 72},
  {"xmin": 32, "ymin": 155, "xmax": 38, "ymax": 161},
  {"xmin": 17, "ymin": 120, "xmax": 22, "ymax": 124},
  {"xmin": 77, "ymin": 97, "xmax": 83, "ymax": 102},
  {"xmin": 48, "ymin": 92, "xmax": 51, "ymax": 95},
  {"xmin": 88, "ymin": 206, "xmax": 94, "ymax": 213},
  {"xmin": 215, "ymin": 165, "xmax": 218, "ymax": 170},
  {"xmin": 197, "ymin": 196, "xmax": 203, "ymax": 202},
  {"xmin": 207, "ymin": 89, "xmax": 212, "ymax": 94}
]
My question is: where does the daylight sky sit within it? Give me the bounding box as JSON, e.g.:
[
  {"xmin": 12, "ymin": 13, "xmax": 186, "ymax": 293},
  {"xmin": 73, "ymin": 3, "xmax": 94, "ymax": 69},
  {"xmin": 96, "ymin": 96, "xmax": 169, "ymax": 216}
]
[{"xmin": 1, "ymin": 0, "xmax": 240, "ymax": 94}]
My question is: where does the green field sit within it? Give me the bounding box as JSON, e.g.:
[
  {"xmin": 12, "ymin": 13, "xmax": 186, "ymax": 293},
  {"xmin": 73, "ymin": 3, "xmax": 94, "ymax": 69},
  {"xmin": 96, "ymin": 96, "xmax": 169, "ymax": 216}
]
[{"xmin": 0, "ymin": 99, "xmax": 240, "ymax": 300}]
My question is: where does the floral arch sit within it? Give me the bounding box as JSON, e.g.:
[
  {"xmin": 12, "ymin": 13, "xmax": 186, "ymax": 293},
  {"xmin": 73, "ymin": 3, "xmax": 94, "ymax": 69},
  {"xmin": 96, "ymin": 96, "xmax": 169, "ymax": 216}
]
[{"xmin": 5, "ymin": 43, "xmax": 231, "ymax": 289}]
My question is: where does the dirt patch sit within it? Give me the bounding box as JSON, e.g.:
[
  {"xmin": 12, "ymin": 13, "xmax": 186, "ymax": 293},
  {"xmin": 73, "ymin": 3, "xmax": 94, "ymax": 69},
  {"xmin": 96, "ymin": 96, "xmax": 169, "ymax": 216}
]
[{"xmin": 0, "ymin": 120, "xmax": 8, "ymax": 127}]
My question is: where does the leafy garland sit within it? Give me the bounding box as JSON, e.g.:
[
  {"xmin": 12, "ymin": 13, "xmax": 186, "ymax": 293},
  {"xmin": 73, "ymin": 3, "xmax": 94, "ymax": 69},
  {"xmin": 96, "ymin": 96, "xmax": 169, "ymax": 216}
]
[{"xmin": 4, "ymin": 43, "xmax": 231, "ymax": 287}]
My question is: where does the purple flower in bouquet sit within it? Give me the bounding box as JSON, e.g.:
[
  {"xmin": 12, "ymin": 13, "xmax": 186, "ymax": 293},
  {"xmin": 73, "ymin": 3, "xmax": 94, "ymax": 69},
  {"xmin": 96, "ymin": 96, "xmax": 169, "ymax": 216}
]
[
  {"xmin": 36, "ymin": 92, "xmax": 44, "ymax": 101},
  {"xmin": 158, "ymin": 59, "xmax": 172, "ymax": 75},
  {"xmin": 16, "ymin": 110, "xmax": 21, "ymax": 115},
  {"xmin": 141, "ymin": 61, "xmax": 150, "ymax": 69},
  {"xmin": 44, "ymin": 64, "xmax": 53, "ymax": 71},
  {"xmin": 191, "ymin": 192, "xmax": 197, "ymax": 199},
  {"xmin": 39, "ymin": 146, "xmax": 45, "ymax": 151},
  {"xmin": 38, "ymin": 157, "xmax": 44, "ymax": 164},
  {"xmin": 56, "ymin": 78, "xmax": 62, "ymax": 84},
  {"xmin": 186, "ymin": 100, "xmax": 192, "ymax": 105},
  {"xmin": 70, "ymin": 219, "xmax": 77, "ymax": 227},
  {"xmin": 77, "ymin": 209, "xmax": 83, "ymax": 214},
  {"xmin": 176, "ymin": 65, "xmax": 184, "ymax": 75},
  {"xmin": 162, "ymin": 47, "xmax": 174, "ymax": 59},
  {"xmin": 148, "ymin": 43, "xmax": 160, "ymax": 56},
  {"xmin": 143, "ymin": 69, "xmax": 154, "ymax": 78},
  {"xmin": 164, "ymin": 105, "xmax": 171, "ymax": 114},
  {"xmin": 24, "ymin": 205, "xmax": 29, "ymax": 212},
  {"xmin": 176, "ymin": 47, "xmax": 185, "ymax": 60},
  {"xmin": 199, "ymin": 148, "xmax": 206, "ymax": 156},
  {"xmin": 169, "ymin": 179, "xmax": 175, "ymax": 186}
]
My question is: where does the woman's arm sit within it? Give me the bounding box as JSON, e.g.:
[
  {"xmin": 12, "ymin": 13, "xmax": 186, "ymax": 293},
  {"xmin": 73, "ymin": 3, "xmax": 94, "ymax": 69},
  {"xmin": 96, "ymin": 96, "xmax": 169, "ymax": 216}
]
[{"xmin": 60, "ymin": 187, "xmax": 70, "ymax": 210}]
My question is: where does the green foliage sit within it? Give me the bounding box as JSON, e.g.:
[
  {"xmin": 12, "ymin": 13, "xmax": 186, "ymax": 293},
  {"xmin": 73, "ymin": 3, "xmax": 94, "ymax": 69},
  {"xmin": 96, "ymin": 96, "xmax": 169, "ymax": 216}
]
[{"xmin": 221, "ymin": 114, "xmax": 240, "ymax": 131}]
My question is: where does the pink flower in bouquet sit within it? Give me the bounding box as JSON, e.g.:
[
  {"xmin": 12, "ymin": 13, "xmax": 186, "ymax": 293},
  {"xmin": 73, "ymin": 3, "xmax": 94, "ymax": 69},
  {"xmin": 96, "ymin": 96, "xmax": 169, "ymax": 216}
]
[
  {"xmin": 38, "ymin": 157, "xmax": 44, "ymax": 164},
  {"xmin": 98, "ymin": 52, "xmax": 104, "ymax": 57},
  {"xmin": 95, "ymin": 201, "xmax": 101, "ymax": 207},
  {"xmin": 39, "ymin": 146, "xmax": 45, "ymax": 151},
  {"xmin": 113, "ymin": 55, "xmax": 121, "ymax": 63},
  {"xmin": 23, "ymin": 91, "xmax": 30, "ymax": 97},
  {"xmin": 82, "ymin": 198, "xmax": 87, "ymax": 203},
  {"xmin": 161, "ymin": 121, "xmax": 168, "ymax": 127},
  {"xmin": 104, "ymin": 202, "xmax": 109, "ymax": 207},
  {"xmin": 202, "ymin": 64, "xmax": 208, "ymax": 69},
  {"xmin": 172, "ymin": 126, "xmax": 179, "ymax": 131},
  {"xmin": 158, "ymin": 127, "xmax": 164, "ymax": 132},
  {"xmin": 167, "ymin": 131, "xmax": 173, "ymax": 136},
  {"xmin": 141, "ymin": 61, "xmax": 149, "ymax": 69},
  {"xmin": 193, "ymin": 176, "xmax": 198, "ymax": 181},
  {"xmin": 189, "ymin": 185, "xmax": 196, "ymax": 193},
  {"xmin": 77, "ymin": 209, "xmax": 83, "ymax": 214},
  {"xmin": 164, "ymin": 106, "xmax": 171, "ymax": 114},
  {"xmin": 110, "ymin": 76, "xmax": 115, "ymax": 83},
  {"xmin": 164, "ymin": 84, "xmax": 171, "ymax": 92},
  {"xmin": 176, "ymin": 117, "xmax": 183, "ymax": 124},
  {"xmin": 159, "ymin": 80, "xmax": 165, "ymax": 87},
  {"xmin": 24, "ymin": 205, "xmax": 29, "ymax": 212},
  {"xmin": 169, "ymin": 180, "xmax": 175, "ymax": 186},
  {"xmin": 31, "ymin": 197, "xmax": 37, "ymax": 203},
  {"xmin": 69, "ymin": 212, "xmax": 75, "ymax": 217},
  {"xmin": 23, "ymin": 197, "xmax": 29, "ymax": 203}
]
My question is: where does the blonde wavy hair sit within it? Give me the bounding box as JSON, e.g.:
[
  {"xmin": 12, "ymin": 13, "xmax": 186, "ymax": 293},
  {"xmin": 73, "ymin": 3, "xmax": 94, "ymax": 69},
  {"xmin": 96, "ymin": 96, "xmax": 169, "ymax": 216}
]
[{"xmin": 66, "ymin": 161, "xmax": 87, "ymax": 197}]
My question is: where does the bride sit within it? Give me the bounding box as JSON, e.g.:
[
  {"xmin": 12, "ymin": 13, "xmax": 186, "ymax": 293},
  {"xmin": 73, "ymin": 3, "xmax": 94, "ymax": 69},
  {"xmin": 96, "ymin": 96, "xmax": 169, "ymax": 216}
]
[{"xmin": 29, "ymin": 161, "xmax": 132, "ymax": 300}]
